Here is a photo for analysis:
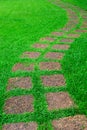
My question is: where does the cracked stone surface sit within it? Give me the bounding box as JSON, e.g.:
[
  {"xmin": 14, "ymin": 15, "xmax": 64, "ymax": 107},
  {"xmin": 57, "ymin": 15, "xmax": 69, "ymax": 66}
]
[{"xmin": 4, "ymin": 95, "xmax": 34, "ymax": 114}]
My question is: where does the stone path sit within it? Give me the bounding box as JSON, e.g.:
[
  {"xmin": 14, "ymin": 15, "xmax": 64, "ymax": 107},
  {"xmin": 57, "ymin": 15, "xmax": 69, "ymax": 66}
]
[{"xmin": 2, "ymin": 0, "xmax": 87, "ymax": 130}]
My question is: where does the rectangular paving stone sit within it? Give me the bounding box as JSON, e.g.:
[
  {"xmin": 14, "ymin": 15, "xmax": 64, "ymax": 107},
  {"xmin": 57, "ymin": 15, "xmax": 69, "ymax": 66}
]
[
  {"xmin": 44, "ymin": 52, "xmax": 64, "ymax": 60},
  {"xmin": 60, "ymin": 38, "xmax": 74, "ymax": 43},
  {"xmin": 4, "ymin": 95, "xmax": 34, "ymax": 114},
  {"xmin": 52, "ymin": 44, "xmax": 70, "ymax": 50},
  {"xmin": 7, "ymin": 77, "xmax": 32, "ymax": 91},
  {"xmin": 52, "ymin": 115, "xmax": 87, "ymax": 130},
  {"xmin": 68, "ymin": 15, "xmax": 78, "ymax": 19},
  {"xmin": 12, "ymin": 63, "xmax": 34, "ymax": 72},
  {"xmin": 62, "ymin": 27, "xmax": 71, "ymax": 31},
  {"xmin": 21, "ymin": 52, "xmax": 40, "ymax": 59},
  {"xmin": 67, "ymin": 33, "xmax": 80, "ymax": 38},
  {"xmin": 69, "ymin": 19, "xmax": 79, "ymax": 24},
  {"xmin": 82, "ymin": 15, "xmax": 87, "ymax": 19},
  {"xmin": 81, "ymin": 23, "xmax": 87, "ymax": 28},
  {"xmin": 63, "ymin": 23, "xmax": 74, "ymax": 28},
  {"xmin": 33, "ymin": 43, "xmax": 49, "ymax": 49},
  {"xmin": 51, "ymin": 32, "xmax": 64, "ymax": 37},
  {"xmin": 41, "ymin": 74, "xmax": 65, "ymax": 87},
  {"xmin": 75, "ymin": 29, "xmax": 87, "ymax": 33},
  {"xmin": 46, "ymin": 92, "xmax": 74, "ymax": 110},
  {"xmin": 3, "ymin": 122, "xmax": 37, "ymax": 130},
  {"xmin": 83, "ymin": 19, "xmax": 87, "ymax": 23},
  {"xmin": 40, "ymin": 37, "xmax": 55, "ymax": 42},
  {"xmin": 67, "ymin": 9, "xmax": 76, "ymax": 14},
  {"xmin": 82, "ymin": 21, "xmax": 87, "ymax": 25},
  {"xmin": 39, "ymin": 62, "xmax": 61, "ymax": 70}
]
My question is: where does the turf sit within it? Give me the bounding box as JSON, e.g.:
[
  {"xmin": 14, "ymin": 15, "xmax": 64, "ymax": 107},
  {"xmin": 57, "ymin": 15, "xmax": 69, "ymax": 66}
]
[
  {"xmin": 62, "ymin": 0, "xmax": 87, "ymax": 10},
  {"xmin": 0, "ymin": 0, "xmax": 67, "ymax": 129},
  {"xmin": 62, "ymin": 33, "xmax": 87, "ymax": 114},
  {"xmin": 0, "ymin": 0, "xmax": 87, "ymax": 129}
]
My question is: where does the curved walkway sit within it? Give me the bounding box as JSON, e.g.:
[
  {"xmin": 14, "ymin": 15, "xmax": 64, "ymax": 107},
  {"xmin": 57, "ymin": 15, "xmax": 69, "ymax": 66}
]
[{"xmin": 2, "ymin": 0, "xmax": 87, "ymax": 130}]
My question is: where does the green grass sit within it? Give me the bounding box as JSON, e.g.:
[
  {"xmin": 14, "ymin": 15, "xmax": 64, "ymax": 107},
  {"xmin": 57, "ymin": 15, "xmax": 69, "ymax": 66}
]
[
  {"xmin": 0, "ymin": 0, "xmax": 87, "ymax": 129},
  {"xmin": 62, "ymin": 33, "xmax": 87, "ymax": 114},
  {"xmin": 0, "ymin": 0, "xmax": 67, "ymax": 129},
  {"xmin": 62, "ymin": 0, "xmax": 87, "ymax": 10}
]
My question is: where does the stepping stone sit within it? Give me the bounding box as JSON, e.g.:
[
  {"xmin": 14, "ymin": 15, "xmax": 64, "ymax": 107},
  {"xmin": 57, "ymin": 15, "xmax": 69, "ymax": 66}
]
[
  {"xmin": 66, "ymin": 21, "xmax": 78, "ymax": 26},
  {"xmin": 33, "ymin": 43, "xmax": 49, "ymax": 49},
  {"xmin": 62, "ymin": 27, "xmax": 71, "ymax": 31},
  {"xmin": 40, "ymin": 37, "xmax": 55, "ymax": 42},
  {"xmin": 81, "ymin": 24, "xmax": 87, "ymax": 28},
  {"xmin": 67, "ymin": 9, "xmax": 76, "ymax": 15},
  {"xmin": 51, "ymin": 32, "xmax": 64, "ymax": 37},
  {"xmin": 70, "ymin": 19, "xmax": 79, "ymax": 23},
  {"xmin": 3, "ymin": 122, "xmax": 37, "ymax": 130},
  {"xmin": 83, "ymin": 19, "xmax": 87, "ymax": 23},
  {"xmin": 46, "ymin": 92, "xmax": 74, "ymax": 110},
  {"xmin": 66, "ymin": 22, "xmax": 76, "ymax": 26},
  {"xmin": 41, "ymin": 74, "xmax": 65, "ymax": 87},
  {"xmin": 7, "ymin": 77, "xmax": 32, "ymax": 91},
  {"xmin": 67, "ymin": 33, "xmax": 80, "ymax": 38},
  {"xmin": 82, "ymin": 15, "xmax": 87, "ymax": 19},
  {"xmin": 75, "ymin": 29, "xmax": 87, "ymax": 33},
  {"xmin": 52, "ymin": 44, "xmax": 70, "ymax": 50},
  {"xmin": 52, "ymin": 115, "xmax": 87, "ymax": 130},
  {"xmin": 62, "ymin": 24, "xmax": 75, "ymax": 31},
  {"xmin": 21, "ymin": 52, "xmax": 40, "ymax": 59},
  {"xmin": 68, "ymin": 15, "xmax": 78, "ymax": 19},
  {"xmin": 12, "ymin": 63, "xmax": 34, "ymax": 72},
  {"xmin": 82, "ymin": 21, "xmax": 87, "ymax": 25},
  {"xmin": 39, "ymin": 62, "xmax": 61, "ymax": 70},
  {"xmin": 44, "ymin": 52, "xmax": 64, "ymax": 60},
  {"xmin": 4, "ymin": 95, "xmax": 34, "ymax": 114},
  {"xmin": 60, "ymin": 38, "xmax": 74, "ymax": 43}
]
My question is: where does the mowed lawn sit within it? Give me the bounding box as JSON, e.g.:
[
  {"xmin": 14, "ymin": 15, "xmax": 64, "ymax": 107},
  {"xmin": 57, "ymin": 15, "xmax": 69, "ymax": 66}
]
[
  {"xmin": 61, "ymin": 0, "xmax": 87, "ymax": 114},
  {"xmin": 0, "ymin": 0, "xmax": 67, "ymax": 128},
  {"xmin": 62, "ymin": 0, "xmax": 87, "ymax": 10},
  {"xmin": 0, "ymin": 0, "xmax": 87, "ymax": 129}
]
